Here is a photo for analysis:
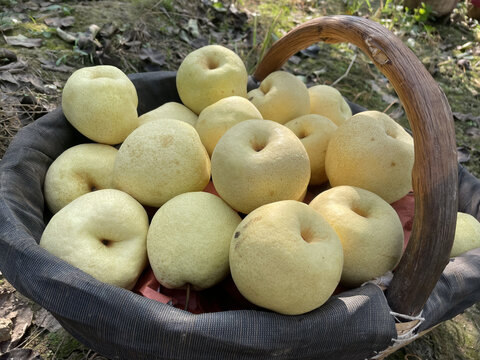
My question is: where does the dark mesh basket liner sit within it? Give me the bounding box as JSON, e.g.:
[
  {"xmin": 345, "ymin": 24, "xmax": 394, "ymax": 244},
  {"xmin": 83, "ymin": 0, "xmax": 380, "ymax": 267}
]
[{"xmin": 0, "ymin": 71, "xmax": 479, "ymax": 360}]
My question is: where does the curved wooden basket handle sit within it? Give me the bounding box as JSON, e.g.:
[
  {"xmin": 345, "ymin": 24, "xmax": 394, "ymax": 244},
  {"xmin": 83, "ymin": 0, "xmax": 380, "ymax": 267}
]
[{"xmin": 254, "ymin": 15, "xmax": 458, "ymax": 316}]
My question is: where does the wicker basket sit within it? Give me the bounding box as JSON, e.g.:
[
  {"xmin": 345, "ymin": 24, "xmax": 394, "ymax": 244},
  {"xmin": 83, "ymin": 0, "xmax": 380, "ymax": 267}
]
[{"xmin": 0, "ymin": 15, "xmax": 479, "ymax": 360}]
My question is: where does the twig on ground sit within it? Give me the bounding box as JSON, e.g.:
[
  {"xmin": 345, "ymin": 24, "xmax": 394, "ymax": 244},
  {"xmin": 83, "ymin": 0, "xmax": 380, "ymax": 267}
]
[
  {"xmin": 353, "ymin": 90, "xmax": 367, "ymax": 103},
  {"xmin": 331, "ymin": 51, "xmax": 358, "ymax": 86},
  {"xmin": 383, "ymin": 99, "xmax": 398, "ymax": 113},
  {"xmin": 15, "ymin": 326, "xmax": 47, "ymax": 349}
]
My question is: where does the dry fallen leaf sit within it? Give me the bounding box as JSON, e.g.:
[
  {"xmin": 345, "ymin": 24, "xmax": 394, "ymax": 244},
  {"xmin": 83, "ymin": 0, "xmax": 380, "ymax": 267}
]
[
  {"xmin": 44, "ymin": 16, "xmax": 75, "ymax": 28},
  {"xmin": 56, "ymin": 27, "xmax": 77, "ymax": 43},
  {"xmin": 0, "ymin": 318, "xmax": 12, "ymax": 343},
  {"xmin": 0, "ymin": 71, "xmax": 19, "ymax": 85},
  {"xmin": 0, "ymin": 288, "xmax": 34, "ymax": 352},
  {"xmin": 0, "ymin": 292, "xmax": 16, "ymax": 317},
  {"xmin": 3, "ymin": 35, "xmax": 42, "ymax": 48},
  {"xmin": 0, "ymin": 59, "xmax": 28, "ymax": 72},
  {"xmin": 186, "ymin": 19, "xmax": 201, "ymax": 38},
  {"xmin": 99, "ymin": 23, "xmax": 117, "ymax": 38},
  {"xmin": 39, "ymin": 59, "xmax": 74, "ymax": 73},
  {"xmin": 466, "ymin": 126, "xmax": 480, "ymax": 140},
  {"xmin": 457, "ymin": 146, "xmax": 471, "ymax": 163},
  {"xmin": 453, "ymin": 112, "xmax": 480, "ymax": 125},
  {"xmin": 15, "ymin": 73, "xmax": 50, "ymax": 94},
  {"xmin": 32, "ymin": 308, "xmax": 62, "ymax": 333},
  {"xmin": 0, "ymin": 48, "xmax": 17, "ymax": 63},
  {"xmin": 139, "ymin": 47, "xmax": 166, "ymax": 66},
  {"xmin": 6, "ymin": 307, "xmax": 34, "ymax": 350},
  {"xmin": 0, "ymin": 348, "xmax": 42, "ymax": 360}
]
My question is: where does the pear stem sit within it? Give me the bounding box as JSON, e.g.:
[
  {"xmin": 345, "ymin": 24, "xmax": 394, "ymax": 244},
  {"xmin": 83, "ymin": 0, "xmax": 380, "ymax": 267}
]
[{"xmin": 184, "ymin": 283, "xmax": 191, "ymax": 311}]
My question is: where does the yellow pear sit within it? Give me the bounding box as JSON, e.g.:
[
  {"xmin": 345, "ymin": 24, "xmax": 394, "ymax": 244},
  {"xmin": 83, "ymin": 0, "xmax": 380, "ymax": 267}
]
[
  {"xmin": 44, "ymin": 143, "xmax": 118, "ymax": 214},
  {"xmin": 176, "ymin": 45, "xmax": 248, "ymax": 114},
  {"xmin": 40, "ymin": 189, "xmax": 149, "ymax": 290},
  {"xmin": 138, "ymin": 102, "xmax": 198, "ymax": 127},
  {"xmin": 308, "ymin": 85, "xmax": 352, "ymax": 126},
  {"xmin": 284, "ymin": 114, "xmax": 338, "ymax": 185},
  {"xmin": 147, "ymin": 191, "xmax": 242, "ymax": 290},
  {"xmin": 451, "ymin": 212, "xmax": 480, "ymax": 257},
  {"xmin": 62, "ymin": 65, "xmax": 138, "ymax": 145},
  {"xmin": 247, "ymin": 71, "xmax": 310, "ymax": 124},
  {"xmin": 325, "ymin": 110, "xmax": 414, "ymax": 204},
  {"xmin": 196, "ymin": 96, "xmax": 263, "ymax": 156},
  {"xmin": 113, "ymin": 119, "xmax": 211, "ymax": 207},
  {"xmin": 309, "ymin": 186, "xmax": 404, "ymax": 287},
  {"xmin": 211, "ymin": 119, "xmax": 310, "ymax": 214},
  {"xmin": 230, "ymin": 200, "xmax": 343, "ymax": 315}
]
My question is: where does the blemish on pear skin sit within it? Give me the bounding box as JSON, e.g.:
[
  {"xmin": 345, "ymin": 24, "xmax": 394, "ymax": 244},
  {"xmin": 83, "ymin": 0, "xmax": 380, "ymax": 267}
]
[
  {"xmin": 241, "ymin": 216, "xmax": 263, "ymax": 230},
  {"xmin": 234, "ymin": 234, "xmax": 246, "ymax": 251},
  {"xmin": 160, "ymin": 135, "xmax": 174, "ymax": 147},
  {"xmin": 234, "ymin": 216, "xmax": 262, "ymax": 251}
]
